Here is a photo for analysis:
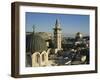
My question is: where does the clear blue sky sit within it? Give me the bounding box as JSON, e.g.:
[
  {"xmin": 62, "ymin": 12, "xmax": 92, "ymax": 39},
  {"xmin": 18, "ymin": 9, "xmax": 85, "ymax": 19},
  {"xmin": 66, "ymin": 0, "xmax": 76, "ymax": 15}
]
[{"xmin": 26, "ymin": 12, "xmax": 89, "ymax": 37}]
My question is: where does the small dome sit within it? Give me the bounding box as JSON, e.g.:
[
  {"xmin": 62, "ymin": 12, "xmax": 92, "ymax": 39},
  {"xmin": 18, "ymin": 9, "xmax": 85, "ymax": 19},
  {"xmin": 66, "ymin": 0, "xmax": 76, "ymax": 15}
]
[{"xmin": 76, "ymin": 32, "xmax": 83, "ymax": 39}]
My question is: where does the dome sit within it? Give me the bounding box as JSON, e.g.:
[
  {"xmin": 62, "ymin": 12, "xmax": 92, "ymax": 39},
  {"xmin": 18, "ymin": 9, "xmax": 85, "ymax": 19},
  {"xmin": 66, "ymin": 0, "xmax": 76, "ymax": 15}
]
[
  {"xmin": 76, "ymin": 32, "xmax": 83, "ymax": 39},
  {"xmin": 26, "ymin": 34, "xmax": 47, "ymax": 53},
  {"xmin": 28, "ymin": 34, "xmax": 47, "ymax": 53}
]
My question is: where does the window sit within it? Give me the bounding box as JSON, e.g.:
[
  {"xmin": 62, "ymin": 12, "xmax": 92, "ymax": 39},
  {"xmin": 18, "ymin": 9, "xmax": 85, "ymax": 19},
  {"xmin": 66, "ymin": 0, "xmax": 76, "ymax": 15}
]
[
  {"xmin": 42, "ymin": 54, "xmax": 45, "ymax": 62},
  {"xmin": 36, "ymin": 54, "xmax": 40, "ymax": 63}
]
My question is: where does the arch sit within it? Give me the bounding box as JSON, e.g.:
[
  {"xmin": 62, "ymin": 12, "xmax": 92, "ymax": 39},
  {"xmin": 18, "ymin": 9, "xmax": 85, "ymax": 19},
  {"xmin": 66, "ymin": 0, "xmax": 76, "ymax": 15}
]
[
  {"xmin": 46, "ymin": 48, "xmax": 51, "ymax": 54},
  {"xmin": 32, "ymin": 52, "xmax": 41, "ymax": 67},
  {"xmin": 42, "ymin": 54, "xmax": 45, "ymax": 62},
  {"xmin": 35, "ymin": 53, "xmax": 40, "ymax": 63},
  {"xmin": 41, "ymin": 51, "xmax": 47, "ymax": 62},
  {"xmin": 32, "ymin": 51, "xmax": 49, "ymax": 67},
  {"xmin": 34, "ymin": 52, "xmax": 40, "ymax": 64},
  {"xmin": 41, "ymin": 51, "xmax": 47, "ymax": 55}
]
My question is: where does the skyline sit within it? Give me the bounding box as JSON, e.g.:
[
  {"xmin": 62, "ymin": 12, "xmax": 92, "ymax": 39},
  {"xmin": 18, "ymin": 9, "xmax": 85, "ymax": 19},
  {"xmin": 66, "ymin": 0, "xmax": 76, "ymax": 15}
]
[{"xmin": 26, "ymin": 12, "xmax": 90, "ymax": 37}]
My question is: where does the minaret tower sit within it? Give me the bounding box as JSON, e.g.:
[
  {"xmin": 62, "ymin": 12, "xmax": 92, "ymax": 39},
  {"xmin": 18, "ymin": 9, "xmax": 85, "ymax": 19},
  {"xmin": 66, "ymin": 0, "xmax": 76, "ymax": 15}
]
[{"xmin": 53, "ymin": 19, "xmax": 62, "ymax": 51}]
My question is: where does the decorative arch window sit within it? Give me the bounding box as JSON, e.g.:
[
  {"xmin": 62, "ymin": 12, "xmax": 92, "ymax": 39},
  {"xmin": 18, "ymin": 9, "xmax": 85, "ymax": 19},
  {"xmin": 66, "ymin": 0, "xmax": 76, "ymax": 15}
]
[
  {"xmin": 36, "ymin": 54, "xmax": 40, "ymax": 63},
  {"xmin": 42, "ymin": 54, "xmax": 45, "ymax": 62}
]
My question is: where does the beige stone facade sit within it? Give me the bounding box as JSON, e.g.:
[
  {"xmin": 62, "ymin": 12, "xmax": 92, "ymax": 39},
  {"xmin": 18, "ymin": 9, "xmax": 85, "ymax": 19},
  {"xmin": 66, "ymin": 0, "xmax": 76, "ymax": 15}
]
[{"xmin": 32, "ymin": 49, "xmax": 51, "ymax": 67}]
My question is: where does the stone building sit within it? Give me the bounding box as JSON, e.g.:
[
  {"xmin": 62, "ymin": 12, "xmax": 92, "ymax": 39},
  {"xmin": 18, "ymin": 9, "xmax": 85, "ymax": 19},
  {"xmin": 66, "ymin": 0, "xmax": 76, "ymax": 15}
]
[
  {"xmin": 26, "ymin": 19, "xmax": 63, "ymax": 67},
  {"xmin": 31, "ymin": 49, "xmax": 51, "ymax": 67},
  {"xmin": 26, "ymin": 27, "xmax": 52, "ymax": 67}
]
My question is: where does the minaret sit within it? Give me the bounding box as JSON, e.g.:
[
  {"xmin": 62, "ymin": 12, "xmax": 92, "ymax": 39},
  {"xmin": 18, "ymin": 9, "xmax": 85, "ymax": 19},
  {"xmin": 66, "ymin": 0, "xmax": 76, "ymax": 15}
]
[
  {"xmin": 53, "ymin": 19, "xmax": 62, "ymax": 50},
  {"xmin": 31, "ymin": 25, "xmax": 36, "ymax": 53}
]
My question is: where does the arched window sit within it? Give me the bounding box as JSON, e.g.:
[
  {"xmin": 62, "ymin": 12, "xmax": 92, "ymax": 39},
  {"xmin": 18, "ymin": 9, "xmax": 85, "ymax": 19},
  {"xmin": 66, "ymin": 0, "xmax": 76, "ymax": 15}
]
[
  {"xmin": 42, "ymin": 54, "xmax": 45, "ymax": 62},
  {"xmin": 36, "ymin": 54, "xmax": 40, "ymax": 63}
]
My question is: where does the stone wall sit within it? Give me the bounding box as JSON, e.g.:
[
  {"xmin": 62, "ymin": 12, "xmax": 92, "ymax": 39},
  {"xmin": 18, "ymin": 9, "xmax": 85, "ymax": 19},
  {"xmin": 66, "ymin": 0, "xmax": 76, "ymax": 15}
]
[{"xmin": 31, "ymin": 49, "xmax": 51, "ymax": 67}]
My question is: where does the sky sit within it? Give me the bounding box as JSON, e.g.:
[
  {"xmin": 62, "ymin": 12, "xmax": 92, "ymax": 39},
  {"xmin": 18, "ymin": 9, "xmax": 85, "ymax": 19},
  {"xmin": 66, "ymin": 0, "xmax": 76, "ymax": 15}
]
[{"xmin": 26, "ymin": 12, "xmax": 89, "ymax": 37}]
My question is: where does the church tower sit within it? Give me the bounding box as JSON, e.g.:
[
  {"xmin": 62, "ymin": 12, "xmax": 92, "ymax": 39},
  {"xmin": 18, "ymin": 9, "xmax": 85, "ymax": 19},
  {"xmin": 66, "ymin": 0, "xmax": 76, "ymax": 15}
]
[{"xmin": 53, "ymin": 19, "xmax": 62, "ymax": 51}]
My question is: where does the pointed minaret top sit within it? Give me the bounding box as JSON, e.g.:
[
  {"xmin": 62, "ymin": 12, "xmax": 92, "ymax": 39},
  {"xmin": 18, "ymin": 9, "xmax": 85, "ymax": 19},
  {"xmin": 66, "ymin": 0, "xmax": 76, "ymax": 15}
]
[{"xmin": 55, "ymin": 19, "xmax": 60, "ymax": 28}]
